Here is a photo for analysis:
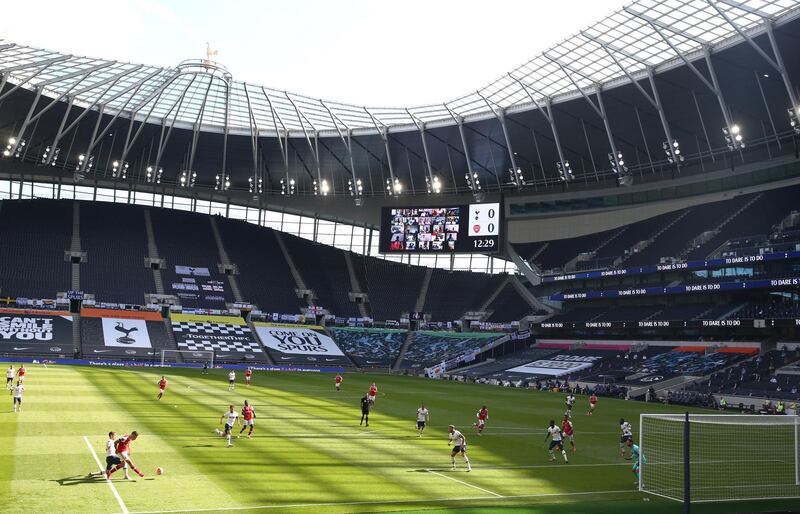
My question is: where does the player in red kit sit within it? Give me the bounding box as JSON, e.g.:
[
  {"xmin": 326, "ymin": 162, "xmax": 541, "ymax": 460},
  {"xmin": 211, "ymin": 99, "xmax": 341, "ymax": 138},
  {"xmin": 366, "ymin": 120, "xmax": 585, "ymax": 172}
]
[
  {"xmin": 588, "ymin": 394, "xmax": 598, "ymax": 416},
  {"xmin": 474, "ymin": 405, "xmax": 489, "ymax": 435},
  {"xmin": 156, "ymin": 376, "xmax": 168, "ymax": 400},
  {"xmin": 368, "ymin": 383, "xmax": 377, "ymax": 405},
  {"xmin": 562, "ymin": 415, "xmax": 576, "ymax": 452},
  {"xmin": 239, "ymin": 400, "xmax": 256, "ymax": 439},
  {"xmin": 335, "ymin": 374, "xmax": 343, "ymax": 392},
  {"xmin": 17, "ymin": 365, "xmax": 26, "ymax": 384},
  {"xmin": 106, "ymin": 432, "xmax": 144, "ymax": 479},
  {"xmin": 245, "ymin": 368, "xmax": 252, "ymax": 386}
]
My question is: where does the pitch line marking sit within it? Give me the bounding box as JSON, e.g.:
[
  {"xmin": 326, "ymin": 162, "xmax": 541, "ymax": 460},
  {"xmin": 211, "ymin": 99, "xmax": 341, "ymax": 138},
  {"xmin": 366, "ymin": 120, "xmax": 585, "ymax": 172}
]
[
  {"xmin": 83, "ymin": 435, "xmax": 129, "ymax": 514},
  {"xmin": 124, "ymin": 488, "xmax": 636, "ymax": 513},
  {"xmin": 424, "ymin": 469, "xmax": 503, "ymax": 497}
]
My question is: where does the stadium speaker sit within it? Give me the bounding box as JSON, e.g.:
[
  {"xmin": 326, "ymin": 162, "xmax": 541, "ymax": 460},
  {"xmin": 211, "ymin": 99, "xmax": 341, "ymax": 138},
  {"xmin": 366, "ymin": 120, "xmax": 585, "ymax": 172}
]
[
  {"xmin": 150, "ymin": 261, "xmax": 161, "ymax": 270},
  {"xmin": 69, "ymin": 299, "xmax": 81, "ymax": 314},
  {"xmin": 161, "ymin": 305, "xmax": 170, "ymax": 318},
  {"xmin": 70, "ymin": 255, "xmax": 82, "ymax": 264},
  {"xmin": 224, "ymin": 268, "xmax": 233, "ymax": 276},
  {"xmin": 355, "ymin": 296, "xmax": 364, "ymax": 304}
]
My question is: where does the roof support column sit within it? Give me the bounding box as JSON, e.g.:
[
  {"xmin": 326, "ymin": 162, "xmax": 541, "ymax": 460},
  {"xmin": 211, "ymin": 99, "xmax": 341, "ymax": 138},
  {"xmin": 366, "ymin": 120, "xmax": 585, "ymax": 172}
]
[
  {"xmin": 444, "ymin": 105, "xmax": 475, "ymax": 181},
  {"xmin": 509, "ymin": 74, "xmax": 570, "ymax": 179},
  {"xmin": 407, "ymin": 111, "xmax": 434, "ymax": 182},
  {"xmin": 646, "ymin": 68, "xmax": 679, "ymax": 164},
  {"xmin": 478, "ymin": 93, "xmax": 518, "ymax": 180},
  {"xmin": 365, "ymin": 108, "xmax": 396, "ymax": 194},
  {"xmin": 765, "ymin": 23, "xmax": 799, "ymax": 116}
]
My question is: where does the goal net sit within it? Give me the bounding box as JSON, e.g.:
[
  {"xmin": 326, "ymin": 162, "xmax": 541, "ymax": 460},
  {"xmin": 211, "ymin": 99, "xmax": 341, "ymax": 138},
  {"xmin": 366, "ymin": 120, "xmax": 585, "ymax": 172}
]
[
  {"xmin": 160, "ymin": 349, "xmax": 214, "ymax": 368},
  {"xmin": 640, "ymin": 414, "xmax": 800, "ymax": 503}
]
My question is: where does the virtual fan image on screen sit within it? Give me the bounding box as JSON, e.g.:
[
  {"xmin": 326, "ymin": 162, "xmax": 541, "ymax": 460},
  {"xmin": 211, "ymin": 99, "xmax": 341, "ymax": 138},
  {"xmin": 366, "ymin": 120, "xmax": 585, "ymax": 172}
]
[{"xmin": 380, "ymin": 203, "xmax": 500, "ymax": 254}]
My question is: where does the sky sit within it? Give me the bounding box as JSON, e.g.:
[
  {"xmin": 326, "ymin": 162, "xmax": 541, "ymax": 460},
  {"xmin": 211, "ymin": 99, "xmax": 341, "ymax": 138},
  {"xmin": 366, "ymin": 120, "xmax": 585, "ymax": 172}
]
[{"xmin": 1, "ymin": 0, "xmax": 626, "ymax": 107}]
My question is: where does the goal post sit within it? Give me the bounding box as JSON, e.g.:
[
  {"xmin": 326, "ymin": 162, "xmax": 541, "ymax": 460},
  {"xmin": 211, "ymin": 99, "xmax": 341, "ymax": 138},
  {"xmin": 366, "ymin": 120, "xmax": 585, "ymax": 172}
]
[
  {"xmin": 160, "ymin": 349, "xmax": 214, "ymax": 368},
  {"xmin": 640, "ymin": 413, "xmax": 800, "ymax": 504}
]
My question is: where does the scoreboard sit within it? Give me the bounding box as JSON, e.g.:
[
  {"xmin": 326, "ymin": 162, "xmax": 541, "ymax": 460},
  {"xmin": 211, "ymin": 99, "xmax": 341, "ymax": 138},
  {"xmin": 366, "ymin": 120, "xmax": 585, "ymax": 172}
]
[{"xmin": 379, "ymin": 202, "xmax": 502, "ymax": 254}]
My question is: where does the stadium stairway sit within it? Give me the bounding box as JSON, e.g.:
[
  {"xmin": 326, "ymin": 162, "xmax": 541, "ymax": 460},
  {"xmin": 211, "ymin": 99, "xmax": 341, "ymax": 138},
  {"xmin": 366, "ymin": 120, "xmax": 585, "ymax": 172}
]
[
  {"xmin": 70, "ymin": 202, "xmax": 81, "ymax": 291},
  {"xmin": 143, "ymin": 210, "xmax": 165, "ymax": 295},
  {"xmin": 209, "ymin": 216, "xmax": 243, "ymax": 303},
  {"xmin": 343, "ymin": 251, "xmax": 370, "ymax": 319},
  {"xmin": 617, "ymin": 209, "xmax": 692, "ymax": 266},
  {"xmin": 246, "ymin": 317, "xmax": 274, "ymax": 365},
  {"xmin": 414, "ymin": 268, "xmax": 433, "ymax": 314},
  {"xmin": 512, "ymin": 276, "xmax": 554, "ymax": 316},
  {"xmin": 677, "ymin": 193, "xmax": 764, "ymax": 261},
  {"xmin": 72, "ymin": 311, "xmax": 81, "ymax": 357},
  {"xmin": 392, "ymin": 331, "xmax": 415, "ymax": 372},
  {"xmin": 478, "ymin": 276, "xmax": 512, "ymax": 317},
  {"xmin": 273, "ymin": 231, "xmax": 310, "ymax": 305},
  {"xmin": 161, "ymin": 316, "xmax": 182, "ymax": 363}
]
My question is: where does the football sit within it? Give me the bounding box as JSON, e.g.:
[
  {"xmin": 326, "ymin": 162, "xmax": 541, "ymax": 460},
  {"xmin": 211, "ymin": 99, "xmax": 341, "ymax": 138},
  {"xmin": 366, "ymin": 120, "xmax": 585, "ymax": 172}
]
[{"xmin": 156, "ymin": 467, "xmax": 164, "ymax": 475}]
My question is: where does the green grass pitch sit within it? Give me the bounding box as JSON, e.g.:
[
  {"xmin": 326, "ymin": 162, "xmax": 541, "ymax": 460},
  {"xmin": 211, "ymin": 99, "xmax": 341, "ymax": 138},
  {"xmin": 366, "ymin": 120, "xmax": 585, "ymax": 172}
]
[{"xmin": 1, "ymin": 362, "xmax": 797, "ymax": 514}]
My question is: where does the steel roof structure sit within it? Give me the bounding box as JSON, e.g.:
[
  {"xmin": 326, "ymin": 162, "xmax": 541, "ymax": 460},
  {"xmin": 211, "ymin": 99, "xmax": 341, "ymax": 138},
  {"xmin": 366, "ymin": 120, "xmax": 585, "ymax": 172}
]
[
  {"xmin": 1, "ymin": 0, "xmax": 798, "ymax": 137},
  {"xmin": 0, "ymin": 0, "xmax": 799, "ymax": 201}
]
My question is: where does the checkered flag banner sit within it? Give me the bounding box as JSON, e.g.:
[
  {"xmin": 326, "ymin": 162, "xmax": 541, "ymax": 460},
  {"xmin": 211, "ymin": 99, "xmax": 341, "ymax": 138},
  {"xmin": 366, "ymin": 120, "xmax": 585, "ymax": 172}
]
[{"xmin": 171, "ymin": 319, "xmax": 263, "ymax": 353}]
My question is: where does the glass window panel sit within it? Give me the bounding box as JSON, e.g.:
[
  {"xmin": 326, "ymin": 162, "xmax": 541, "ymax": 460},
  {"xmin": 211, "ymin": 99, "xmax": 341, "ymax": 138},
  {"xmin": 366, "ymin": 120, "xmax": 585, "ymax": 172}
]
[
  {"xmin": 134, "ymin": 191, "xmax": 154, "ymax": 206},
  {"xmin": 229, "ymin": 205, "xmax": 246, "ymax": 220},
  {"xmin": 245, "ymin": 207, "xmax": 260, "ymax": 224},
  {"xmin": 281, "ymin": 213, "xmax": 300, "ymax": 235},
  {"xmin": 195, "ymin": 199, "xmax": 211, "ymax": 215},
  {"xmin": 32, "ymin": 183, "xmax": 54, "ymax": 199},
  {"xmin": 298, "ymin": 216, "xmax": 315, "ymax": 240},
  {"xmin": 0, "ymin": 180, "xmax": 10, "ymax": 200},
  {"xmin": 209, "ymin": 201, "xmax": 226, "ymax": 216},
  {"xmin": 59, "ymin": 183, "xmax": 75, "ymax": 200},
  {"xmin": 173, "ymin": 196, "xmax": 192, "ymax": 211},
  {"xmin": 262, "ymin": 210, "xmax": 283, "ymax": 230}
]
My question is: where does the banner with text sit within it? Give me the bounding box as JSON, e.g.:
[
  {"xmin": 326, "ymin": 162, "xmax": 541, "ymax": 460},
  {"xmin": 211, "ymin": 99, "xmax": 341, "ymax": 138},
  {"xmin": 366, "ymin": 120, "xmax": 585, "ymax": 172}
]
[
  {"xmin": 170, "ymin": 313, "xmax": 263, "ymax": 361},
  {"xmin": 505, "ymin": 353, "xmax": 605, "ymax": 377},
  {"xmin": 254, "ymin": 322, "xmax": 348, "ymax": 365},
  {"xmin": 0, "ymin": 314, "xmax": 73, "ymax": 355}
]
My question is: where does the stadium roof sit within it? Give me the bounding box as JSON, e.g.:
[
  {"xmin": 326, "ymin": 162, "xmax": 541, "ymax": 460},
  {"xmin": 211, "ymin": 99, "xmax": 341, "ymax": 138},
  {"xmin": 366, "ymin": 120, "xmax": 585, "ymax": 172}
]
[{"xmin": 1, "ymin": 0, "xmax": 799, "ymax": 137}]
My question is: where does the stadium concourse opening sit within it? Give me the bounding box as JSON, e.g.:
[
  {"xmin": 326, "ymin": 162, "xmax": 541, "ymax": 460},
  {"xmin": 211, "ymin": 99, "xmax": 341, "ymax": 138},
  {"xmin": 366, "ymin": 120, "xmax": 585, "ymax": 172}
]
[{"xmin": 1, "ymin": 0, "xmax": 800, "ymax": 512}]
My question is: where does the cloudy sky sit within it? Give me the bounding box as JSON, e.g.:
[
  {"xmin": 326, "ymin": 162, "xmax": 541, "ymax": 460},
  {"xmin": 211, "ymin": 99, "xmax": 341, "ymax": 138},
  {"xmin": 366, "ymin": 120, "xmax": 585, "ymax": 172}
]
[{"xmin": 1, "ymin": 0, "xmax": 625, "ymax": 106}]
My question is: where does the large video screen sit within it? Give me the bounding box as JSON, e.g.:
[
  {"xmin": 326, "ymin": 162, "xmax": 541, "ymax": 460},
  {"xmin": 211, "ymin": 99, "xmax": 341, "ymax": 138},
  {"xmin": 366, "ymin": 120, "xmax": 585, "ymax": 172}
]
[{"xmin": 379, "ymin": 203, "xmax": 501, "ymax": 253}]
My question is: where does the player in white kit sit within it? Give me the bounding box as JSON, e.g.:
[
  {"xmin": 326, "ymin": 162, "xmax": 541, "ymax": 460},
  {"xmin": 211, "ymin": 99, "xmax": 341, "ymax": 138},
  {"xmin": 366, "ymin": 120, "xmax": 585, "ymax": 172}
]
[
  {"xmin": 416, "ymin": 404, "xmax": 429, "ymax": 437},
  {"xmin": 447, "ymin": 425, "xmax": 471, "ymax": 471},
  {"xmin": 5, "ymin": 366, "xmax": 13, "ymax": 391},
  {"xmin": 544, "ymin": 420, "xmax": 569, "ymax": 463},
  {"xmin": 12, "ymin": 381, "xmax": 23, "ymax": 412},
  {"xmin": 227, "ymin": 370, "xmax": 236, "ymax": 391},
  {"xmin": 216, "ymin": 405, "xmax": 240, "ymax": 447}
]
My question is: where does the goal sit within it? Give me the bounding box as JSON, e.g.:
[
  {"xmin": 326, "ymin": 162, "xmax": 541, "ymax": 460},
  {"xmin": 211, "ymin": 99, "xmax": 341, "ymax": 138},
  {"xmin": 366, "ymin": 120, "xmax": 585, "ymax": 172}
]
[
  {"xmin": 640, "ymin": 413, "xmax": 800, "ymax": 503},
  {"xmin": 160, "ymin": 349, "xmax": 214, "ymax": 368}
]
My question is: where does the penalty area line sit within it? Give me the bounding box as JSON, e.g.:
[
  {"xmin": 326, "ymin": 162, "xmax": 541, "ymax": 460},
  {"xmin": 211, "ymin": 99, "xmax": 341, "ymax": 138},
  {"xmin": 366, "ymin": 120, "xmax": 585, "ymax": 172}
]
[
  {"xmin": 125, "ymin": 489, "xmax": 637, "ymax": 513},
  {"xmin": 83, "ymin": 435, "xmax": 129, "ymax": 514},
  {"xmin": 424, "ymin": 469, "xmax": 503, "ymax": 497}
]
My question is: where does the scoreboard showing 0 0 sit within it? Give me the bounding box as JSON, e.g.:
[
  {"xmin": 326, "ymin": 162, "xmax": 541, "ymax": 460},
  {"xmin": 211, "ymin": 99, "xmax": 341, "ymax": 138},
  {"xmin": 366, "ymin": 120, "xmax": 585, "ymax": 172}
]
[{"xmin": 380, "ymin": 202, "xmax": 501, "ymax": 254}]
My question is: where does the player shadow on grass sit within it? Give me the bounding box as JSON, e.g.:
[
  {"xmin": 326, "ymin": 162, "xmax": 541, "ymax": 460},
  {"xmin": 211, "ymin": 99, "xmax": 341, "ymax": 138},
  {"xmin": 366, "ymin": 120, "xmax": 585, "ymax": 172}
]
[{"xmin": 52, "ymin": 475, "xmax": 113, "ymax": 486}]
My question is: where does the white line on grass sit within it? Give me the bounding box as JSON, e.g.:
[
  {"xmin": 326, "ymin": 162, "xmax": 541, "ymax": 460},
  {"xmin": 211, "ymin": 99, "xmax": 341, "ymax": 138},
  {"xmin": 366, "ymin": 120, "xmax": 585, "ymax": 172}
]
[
  {"xmin": 424, "ymin": 469, "xmax": 503, "ymax": 497},
  {"xmin": 83, "ymin": 435, "xmax": 129, "ymax": 514},
  {"xmin": 124, "ymin": 488, "xmax": 636, "ymax": 513}
]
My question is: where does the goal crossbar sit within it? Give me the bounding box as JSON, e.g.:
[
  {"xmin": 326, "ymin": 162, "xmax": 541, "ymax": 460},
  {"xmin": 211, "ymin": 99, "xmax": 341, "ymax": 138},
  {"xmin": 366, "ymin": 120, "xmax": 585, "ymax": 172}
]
[{"xmin": 160, "ymin": 349, "xmax": 214, "ymax": 367}]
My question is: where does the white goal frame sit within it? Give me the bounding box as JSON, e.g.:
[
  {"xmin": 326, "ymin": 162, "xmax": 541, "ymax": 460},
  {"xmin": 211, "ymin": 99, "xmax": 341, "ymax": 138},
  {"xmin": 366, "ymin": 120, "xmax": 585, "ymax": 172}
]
[
  {"xmin": 160, "ymin": 349, "xmax": 215, "ymax": 368},
  {"xmin": 639, "ymin": 413, "xmax": 800, "ymax": 504}
]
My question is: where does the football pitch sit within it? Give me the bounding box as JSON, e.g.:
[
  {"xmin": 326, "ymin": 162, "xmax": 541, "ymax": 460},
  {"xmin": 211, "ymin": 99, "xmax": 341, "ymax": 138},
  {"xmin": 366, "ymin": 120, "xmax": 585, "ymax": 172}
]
[{"xmin": 0, "ymin": 363, "xmax": 796, "ymax": 514}]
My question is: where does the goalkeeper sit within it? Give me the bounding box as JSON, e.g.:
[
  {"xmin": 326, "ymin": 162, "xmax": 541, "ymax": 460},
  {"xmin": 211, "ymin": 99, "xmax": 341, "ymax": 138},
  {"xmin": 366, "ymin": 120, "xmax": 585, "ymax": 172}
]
[{"xmin": 626, "ymin": 439, "xmax": 646, "ymax": 485}]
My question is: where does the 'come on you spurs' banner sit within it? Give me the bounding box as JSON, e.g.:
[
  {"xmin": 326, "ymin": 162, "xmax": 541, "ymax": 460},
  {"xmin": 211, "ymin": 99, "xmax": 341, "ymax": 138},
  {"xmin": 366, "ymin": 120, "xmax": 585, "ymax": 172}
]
[{"xmin": 253, "ymin": 322, "xmax": 349, "ymax": 365}]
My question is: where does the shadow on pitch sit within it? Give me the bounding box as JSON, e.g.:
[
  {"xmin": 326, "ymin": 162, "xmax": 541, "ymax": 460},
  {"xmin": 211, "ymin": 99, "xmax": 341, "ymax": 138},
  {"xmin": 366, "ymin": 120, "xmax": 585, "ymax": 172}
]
[{"xmin": 52, "ymin": 475, "xmax": 107, "ymax": 486}]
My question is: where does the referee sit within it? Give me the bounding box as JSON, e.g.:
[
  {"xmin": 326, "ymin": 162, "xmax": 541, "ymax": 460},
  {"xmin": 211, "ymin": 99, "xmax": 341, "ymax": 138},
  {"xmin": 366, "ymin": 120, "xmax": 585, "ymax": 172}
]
[{"xmin": 359, "ymin": 394, "xmax": 371, "ymax": 427}]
